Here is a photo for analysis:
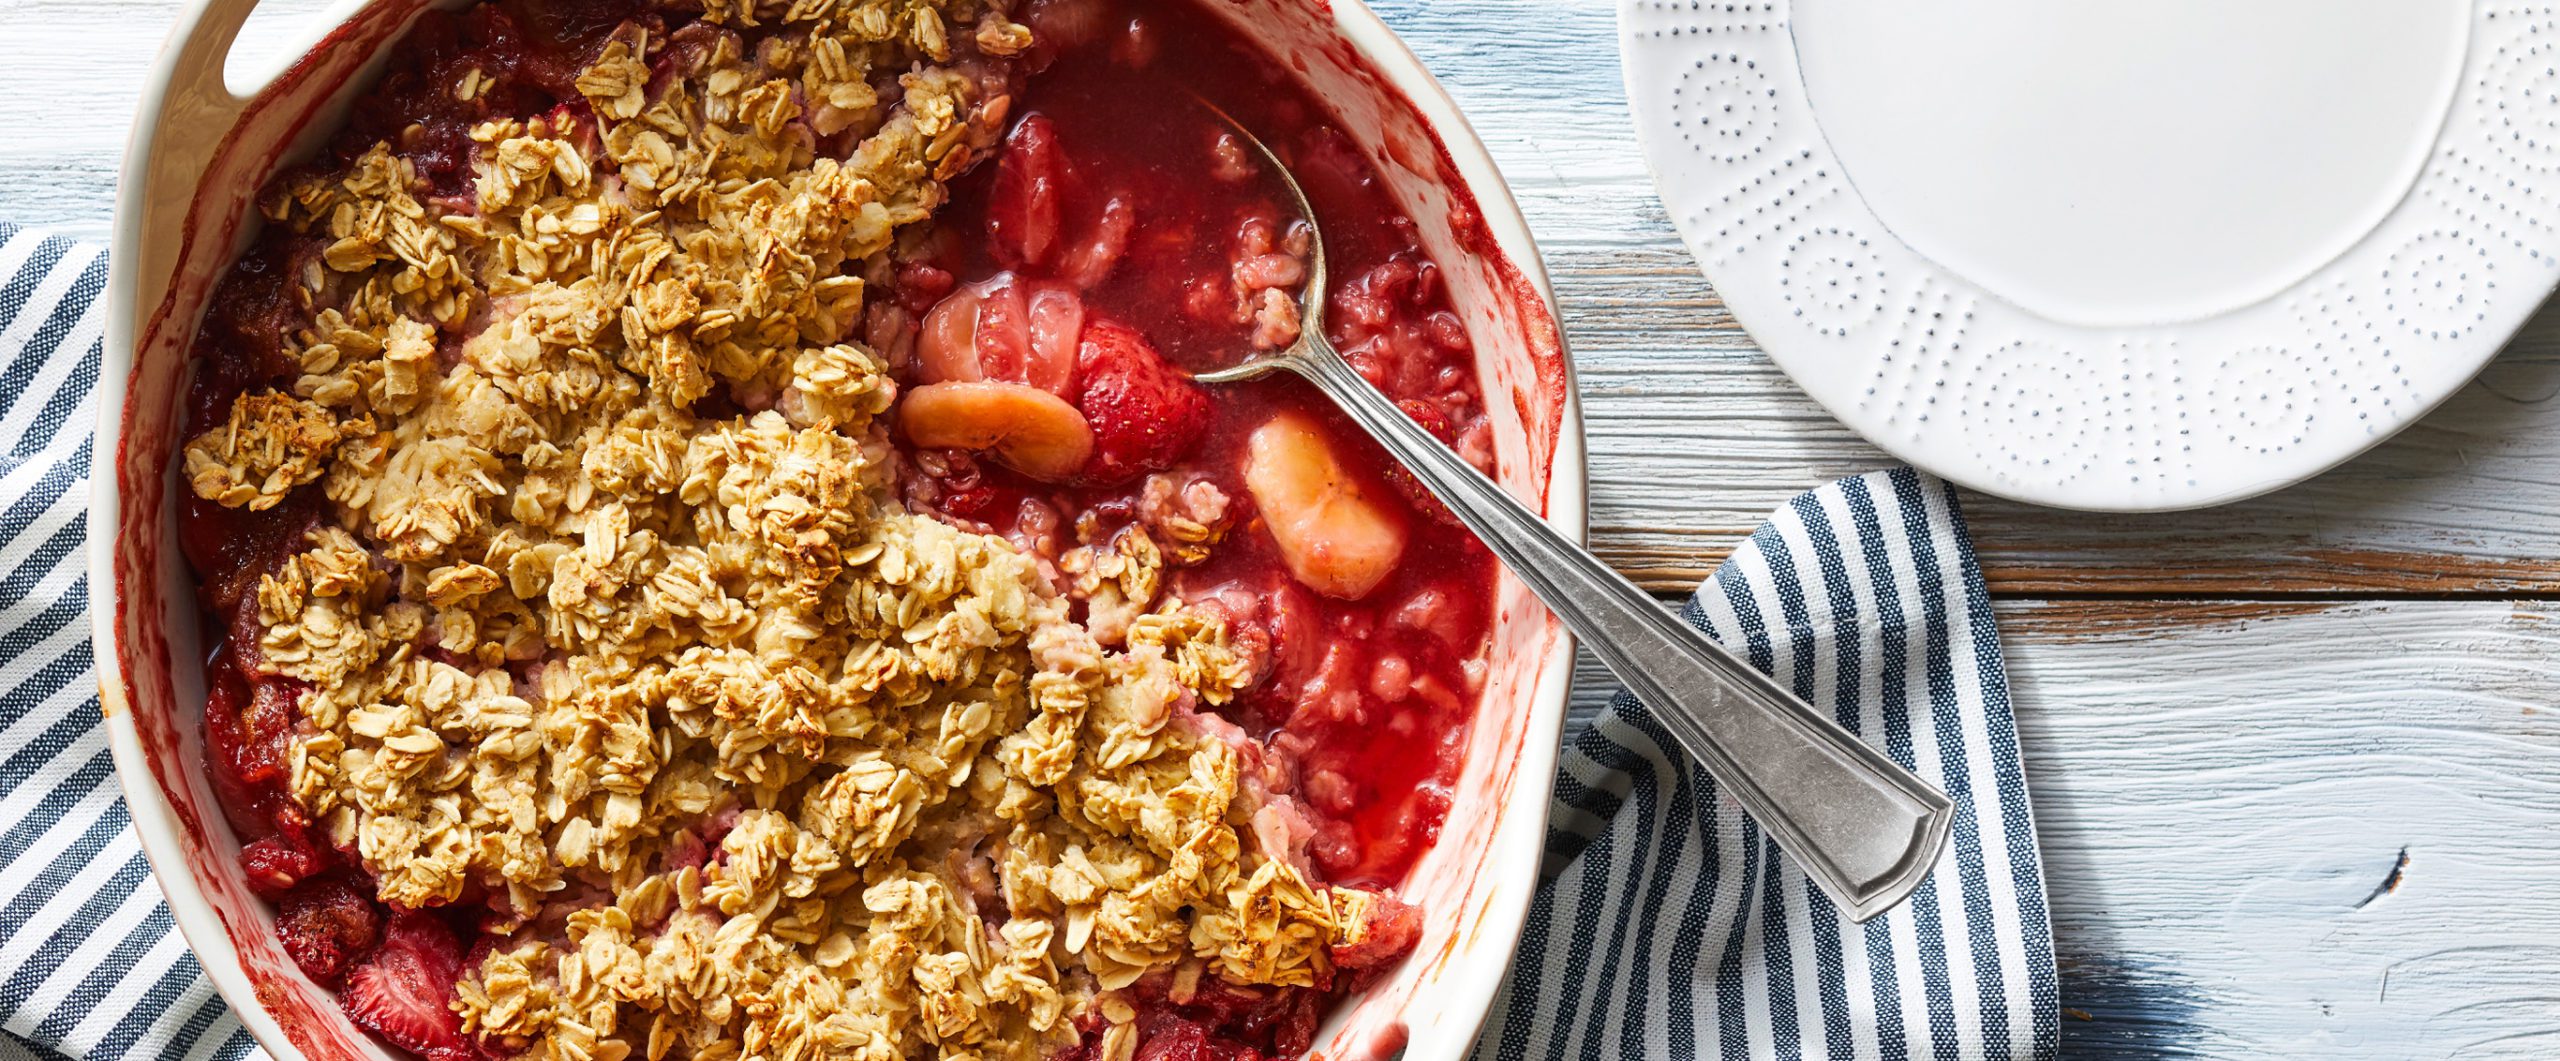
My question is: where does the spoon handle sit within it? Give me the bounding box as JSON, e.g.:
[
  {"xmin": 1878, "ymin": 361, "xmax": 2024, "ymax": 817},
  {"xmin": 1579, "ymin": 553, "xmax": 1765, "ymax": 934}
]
[{"xmin": 1292, "ymin": 350, "xmax": 1954, "ymax": 922}]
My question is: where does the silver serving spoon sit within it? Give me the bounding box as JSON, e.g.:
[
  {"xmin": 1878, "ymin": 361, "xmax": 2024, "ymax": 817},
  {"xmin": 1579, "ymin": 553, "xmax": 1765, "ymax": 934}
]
[{"xmin": 1194, "ymin": 112, "xmax": 1954, "ymax": 922}]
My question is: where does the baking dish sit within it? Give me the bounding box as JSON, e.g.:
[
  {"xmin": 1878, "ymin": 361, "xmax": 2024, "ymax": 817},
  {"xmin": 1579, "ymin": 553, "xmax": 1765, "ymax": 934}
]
[{"xmin": 93, "ymin": 0, "xmax": 1582, "ymax": 1055}]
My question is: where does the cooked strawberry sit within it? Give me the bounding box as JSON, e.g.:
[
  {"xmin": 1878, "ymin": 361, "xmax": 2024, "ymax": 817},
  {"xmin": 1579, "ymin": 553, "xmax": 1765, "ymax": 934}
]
[
  {"xmin": 1266, "ymin": 989, "xmax": 1325, "ymax": 1059},
  {"xmin": 1143, "ymin": 983, "xmax": 1324, "ymax": 1059},
  {"xmin": 909, "ymin": 450, "xmax": 1019, "ymax": 524},
  {"xmin": 917, "ymin": 273, "xmax": 1083, "ymax": 395},
  {"xmin": 1057, "ymin": 191, "xmax": 1135, "ymax": 290},
  {"xmin": 1331, "ymin": 892, "xmax": 1423, "ymax": 971},
  {"xmin": 1073, "ymin": 318, "xmax": 1210, "ymax": 486},
  {"xmin": 1132, "ymin": 1018, "xmax": 1212, "ymax": 1061},
  {"xmin": 940, "ymin": 479, "xmax": 1008, "ymax": 522},
  {"xmin": 971, "ymin": 278, "xmax": 1033, "ymax": 380},
  {"xmin": 201, "ymin": 661, "xmax": 273, "ymax": 840},
  {"xmin": 894, "ymin": 260, "xmax": 957, "ymax": 315},
  {"xmin": 343, "ymin": 912, "xmax": 474, "ymax": 1061},
  {"xmin": 275, "ymin": 876, "xmax": 382, "ymax": 986},
  {"xmin": 1025, "ymin": 0, "xmax": 1109, "ymax": 64},
  {"xmin": 1025, "ymin": 282, "xmax": 1088, "ymax": 380},
  {"xmin": 240, "ymin": 829, "xmax": 329, "ymax": 900},
  {"xmin": 988, "ymin": 116, "xmax": 1066, "ymax": 268},
  {"xmin": 205, "ymin": 654, "xmax": 297, "ymax": 808},
  {"xmin": 1381, "ymin": 399, "xmax": 1462, "ymax": 528},
  {"xmin": 236, "ymin": 679, "xmax": 296, "ymax": 785}
]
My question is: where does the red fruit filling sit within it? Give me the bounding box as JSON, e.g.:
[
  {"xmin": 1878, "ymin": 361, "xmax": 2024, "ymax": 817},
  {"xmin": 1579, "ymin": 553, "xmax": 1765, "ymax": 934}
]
[
  {"xmin": 275, "ymin": 876, "xmax": 385, "ymax": 986},
  {"xmin": 342, "ymin": 913, "xmax": 473, "ymax": 1061}
]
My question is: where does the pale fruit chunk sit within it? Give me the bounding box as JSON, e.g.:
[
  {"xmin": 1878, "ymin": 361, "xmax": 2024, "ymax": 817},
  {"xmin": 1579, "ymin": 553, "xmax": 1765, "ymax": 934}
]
[
  {"xmin": 1243, "ymin": 411, "xmax": 1409, "ymax": 600},
  {"xmin": 900, "ymin": 381, "xmax": 1095, "ymax": 482}
]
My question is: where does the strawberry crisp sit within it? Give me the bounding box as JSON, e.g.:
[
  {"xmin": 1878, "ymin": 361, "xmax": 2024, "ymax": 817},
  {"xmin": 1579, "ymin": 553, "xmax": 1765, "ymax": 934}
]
[{"xmin": 173, "ymin": 0, "xmax": 1502, "ymax": 1058}]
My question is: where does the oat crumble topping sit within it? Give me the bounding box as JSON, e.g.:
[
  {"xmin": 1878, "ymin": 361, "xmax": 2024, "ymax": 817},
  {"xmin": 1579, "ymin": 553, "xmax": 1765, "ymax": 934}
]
[{"xmin": 181, "ymin": 3, "xmax": 1413, "ymax": 1057}]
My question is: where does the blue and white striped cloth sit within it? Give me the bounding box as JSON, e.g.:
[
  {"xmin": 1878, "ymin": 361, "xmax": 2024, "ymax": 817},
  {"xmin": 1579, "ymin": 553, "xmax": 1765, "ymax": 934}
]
[
  {"xmin": 0, "ymin": 226, "xmax": 264, "ymax": 1061},
  {"xmin": 1473, "ymin": 470, "xmax": 2058, "ymax": 1061},
  {"xmin": 0, "ymin": 225, "xmax": 2049, "ymax": 1061}
]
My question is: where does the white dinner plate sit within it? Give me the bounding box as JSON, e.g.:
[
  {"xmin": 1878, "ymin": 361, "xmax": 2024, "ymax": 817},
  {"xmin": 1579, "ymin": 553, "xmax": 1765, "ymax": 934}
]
[{"xmin": 1621, "ymin": 0, "xmax": 2560, "ymax": 511}]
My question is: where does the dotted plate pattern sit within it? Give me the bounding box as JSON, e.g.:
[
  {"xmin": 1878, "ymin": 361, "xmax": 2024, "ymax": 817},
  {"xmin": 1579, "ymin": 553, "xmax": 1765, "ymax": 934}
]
[{"xmin": 1621, "ymin": 0, "xmax": 2560, "ymax": 510}]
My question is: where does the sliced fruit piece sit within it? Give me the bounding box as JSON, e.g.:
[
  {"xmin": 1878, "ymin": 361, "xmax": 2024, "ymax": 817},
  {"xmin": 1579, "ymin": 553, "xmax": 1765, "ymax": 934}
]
[
  {"xmin": 988, "ymin": 115, "xmax": 1066, "ymax": 267},
  {"xmin": 206, "ymin": 667, "xmax": 296, "ymax": 796},
  {"xmin": 1331, "ymin": 891, "xmax": 1423, "ymax": 970},
  {"xmin": 1057, "ymin": 191, "xmax": 1135, "ymax": 290},
  {"xmin": 1242, "ymin": 411, "xmax": 1409, "ymax": 600},
  {"xmin": 918, "ymin": 282, "xmax": 986, "ymax": 383},
  {"xmin": 1073, "ymin": 318, "xmax": 1210, "ymax": 486},
  {"xmin": 275, "ymin": 875, "xmax": 383, "ymax": 986},
  {"xmin": 901, "ymin": 381, "xmax": 1096, "ymax": 483},
  {"xmin": 343, "ymin": 912, "xmax": 472, "ymax": 1061},
  {"xmin": 1132, "ymin": 1019, "xmax": 1210, "ymax": 1061},
  {"xmin": 240, "ymin": 832, "xmax": 329, "ymax": 900},
  {"xmin": 971, "ymin": 277, "xmax": 1033, "ymax": 381},
  {"xmin": 916, "ymin": 274, "xmax": 1083, "ymax": 395},
  {"xmin": 1025, "ymin": 282, "xmax": 1087, "ymax": 385},
  {"xmin": 201, "ymin": 660, "xmax": 277, "ymax": 841}
]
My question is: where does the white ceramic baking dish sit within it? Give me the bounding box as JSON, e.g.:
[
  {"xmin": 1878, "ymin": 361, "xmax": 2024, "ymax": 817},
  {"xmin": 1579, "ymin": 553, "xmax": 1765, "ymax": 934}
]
[{"xmin": 93, "ymin": 0, "xmax": 1582, "ymax": 1056}]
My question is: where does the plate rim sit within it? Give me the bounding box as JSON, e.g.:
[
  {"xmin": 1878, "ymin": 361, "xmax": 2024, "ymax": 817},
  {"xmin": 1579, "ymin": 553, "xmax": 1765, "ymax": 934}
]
[{"xmin": 1617, "ymin": 0, "xmax": 2560, "ymax": 513}]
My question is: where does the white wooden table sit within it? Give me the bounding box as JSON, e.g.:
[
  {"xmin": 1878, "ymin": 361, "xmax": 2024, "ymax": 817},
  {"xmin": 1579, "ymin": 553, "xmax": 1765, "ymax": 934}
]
[{"xmin": 11, "ymin": 0, "xmax": 2560, "ymax": 1056}]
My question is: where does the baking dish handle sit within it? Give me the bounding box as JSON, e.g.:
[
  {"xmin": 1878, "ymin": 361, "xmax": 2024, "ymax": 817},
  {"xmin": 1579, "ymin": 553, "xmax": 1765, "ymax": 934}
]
[{"xmin": 121, "ymin": 0, "xmax": 267, "ymax": 324}]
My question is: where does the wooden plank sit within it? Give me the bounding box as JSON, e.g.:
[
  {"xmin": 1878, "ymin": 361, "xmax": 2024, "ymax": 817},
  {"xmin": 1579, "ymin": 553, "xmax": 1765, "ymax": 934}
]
[
  {"xmin": 1568, "ymin": 598, "xmax": 2560, "ymax": 1058},
  {"xmin": 0, "ymin": 0, "xmax": 332, "ymax": 239}
]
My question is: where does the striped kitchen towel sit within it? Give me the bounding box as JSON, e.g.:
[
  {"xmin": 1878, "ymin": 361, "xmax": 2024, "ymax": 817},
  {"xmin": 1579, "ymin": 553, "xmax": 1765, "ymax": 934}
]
[
  {"xmin": 0, "ymin": 226, "xmax": 264, "ymax": 1061},
  {"xmin": 1471, "ymin": 470, "xmax": 2058, "ymax": 1061},
  {"xmin": 0, "ymin": 221, "xmax": 2048, "ymax": 1060}
]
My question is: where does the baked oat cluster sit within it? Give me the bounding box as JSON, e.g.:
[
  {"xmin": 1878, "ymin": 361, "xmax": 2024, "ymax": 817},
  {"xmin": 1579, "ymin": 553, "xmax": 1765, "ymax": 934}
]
[{"xmin": 180, "ymin": 2, "xmax": 1414, "ymax": 1058}]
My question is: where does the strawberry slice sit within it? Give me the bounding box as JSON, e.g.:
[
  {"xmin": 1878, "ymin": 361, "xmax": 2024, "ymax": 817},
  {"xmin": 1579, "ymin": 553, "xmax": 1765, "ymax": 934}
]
[
  {"xmin": 1132, "ymin": 1018, "xmax": 1212, "ymax": 1061},
  {"xmin": 1025, "ymin": 0, "xmax": 1109, "ymax": 66},
  {"xmin": 1057, "ymin": 191, "xmax": 1135, "ymax": 290},
  {"xmin": 202, "ymin": 660, "xmax": 276, "ymax": 842},
  {"xmin": 1331, "ymin": 892, "xmax": 1423, "ymax": 971},
  {"xmin": 275, "ymin": 875, "xmax": 382, "ymax": 987},
  {"xmin": 988, "ymin": 116, "xmax": 1067, "ymax": 268},
  {"xmin": 1072, "ymin": 318, "xmax": 1210, "ymax": 486},
  {"xmin": 343, "ymin": 912, "xmax": 475, "ymax": 1061},
  {"xmin": 918, "ymin": 274, "xmax": 1084, "ymax": 395},
  {"xmin": 240, "ymin": 831, "xmax": 329, "ymax": 900}
]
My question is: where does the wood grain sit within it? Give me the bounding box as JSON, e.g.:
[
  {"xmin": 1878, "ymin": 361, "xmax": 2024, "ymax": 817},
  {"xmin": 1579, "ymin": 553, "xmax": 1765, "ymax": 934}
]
[
  {"xmin": 1569, "ymin": 600, "xmax": 2560, "ymax": 1059},
  {"xmin": 1542, "ymin": 247, "xmax": 2560, "ymax": 597}
]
